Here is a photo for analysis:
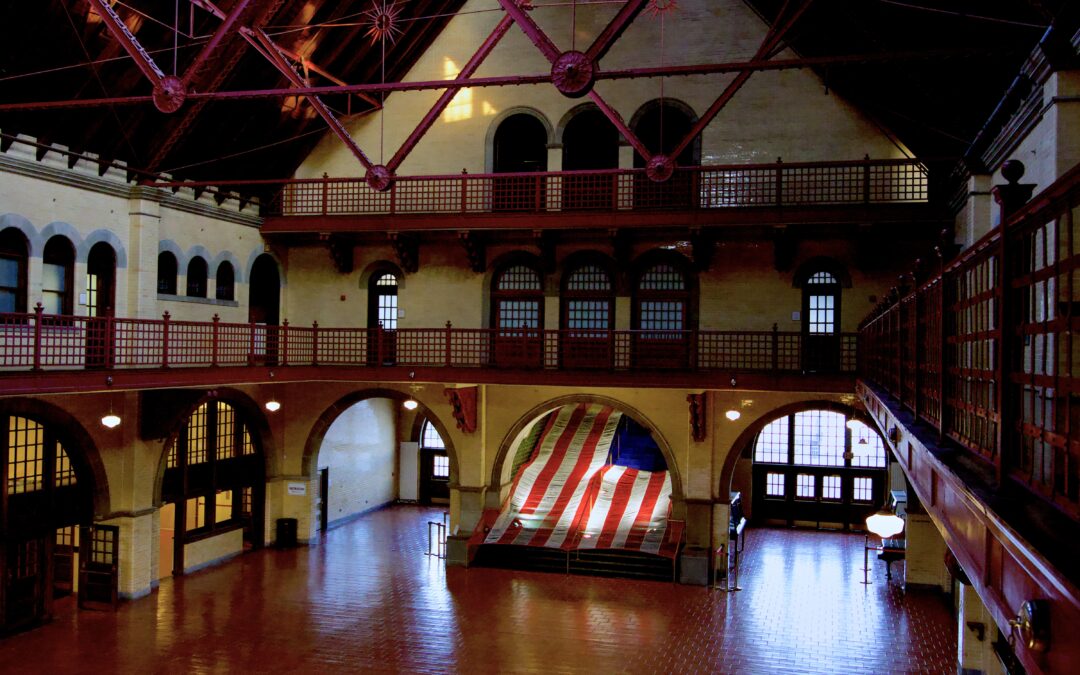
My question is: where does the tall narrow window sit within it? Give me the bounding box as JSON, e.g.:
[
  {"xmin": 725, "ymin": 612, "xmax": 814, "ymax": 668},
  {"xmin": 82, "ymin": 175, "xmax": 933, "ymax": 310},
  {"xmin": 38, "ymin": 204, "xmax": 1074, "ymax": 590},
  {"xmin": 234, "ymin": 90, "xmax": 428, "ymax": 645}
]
[
  {"xmin": 187, "ymin": 257, "xmax": 208, "ymax": 298},
  {"xmin": 215, "ymin": 261, "xmax": 235, "ymax": 301},
  {"xmin": 369, "ymin": 272, "xmax": 398, "ymax": 330},
  {"xmin": 801, "ymin": 269, "xmax": 842, "ymax": 372},
  {"xmin": 563, "ymin": 264, "xmax": 613, "ymax": 333},
  {"xmin": 42, "ymin": 236, "xmax": 74, "ymax": 315},
  {"xmin": 0, "ymin": 228, "xmax": 29, "ymax": 313},
  {"xmin": 157, "ymin": 252, "xmax": 178, "ymax": 294},
  {"xmin": 635, "ymin": 263, "xmax": 687, "ymax": 333}
]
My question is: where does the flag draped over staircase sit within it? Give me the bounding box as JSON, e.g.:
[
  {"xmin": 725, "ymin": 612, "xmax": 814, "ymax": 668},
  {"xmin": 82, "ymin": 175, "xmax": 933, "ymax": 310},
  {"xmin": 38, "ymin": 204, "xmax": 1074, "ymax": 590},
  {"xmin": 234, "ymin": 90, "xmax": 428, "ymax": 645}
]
[{"xmin": 481, "ymin": 403, "xmax": 677, "ymax": 557}]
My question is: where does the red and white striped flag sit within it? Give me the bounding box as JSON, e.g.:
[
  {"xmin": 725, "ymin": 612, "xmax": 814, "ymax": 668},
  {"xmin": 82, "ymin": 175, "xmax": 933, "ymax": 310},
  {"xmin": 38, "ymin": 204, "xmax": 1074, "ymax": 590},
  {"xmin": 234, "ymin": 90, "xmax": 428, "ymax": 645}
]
[{"xmin": 576, "ymin": 465, "xmax": 672, "ymax": 555}]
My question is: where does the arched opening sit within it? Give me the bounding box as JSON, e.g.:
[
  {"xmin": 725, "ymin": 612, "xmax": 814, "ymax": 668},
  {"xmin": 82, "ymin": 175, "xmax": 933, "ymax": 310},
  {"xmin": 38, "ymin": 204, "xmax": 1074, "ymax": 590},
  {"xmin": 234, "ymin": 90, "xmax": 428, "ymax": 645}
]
[
  {"xmin": 157, "ymin": 251, "xmax": 178, "ymax": 295},
  {"xmin": 801, "ymin": 269, "xmax": 843, "ymax": 373},
  {"xmin": 42, "ymin": 236, "xmax": 75, "ymax": 315},
  {"xmin": 417, "ymin": 418, "xmax": 449, "ymax": 504},
  {"xmin": 0, "ymin": 228, "xmax": 28, "ymax": 313},
  {"xmin": 749, "ymin": 407, "xmax": 887, "ymax": 529},
  {"xmin": 632, "ymin": 101, "xmax": 698, "ymax": 208},
  {"xmin": 85, "ymin": 242, "xmax": 116, "ymax": 369},
  {"xmin": 158, "ymin": 398, "xmax": 265, "ymax": 578},
  {"xmin": 367, "ymin": 270, "xmax": 398, "ymax": 365},
  {"xmin": 303, "ymin": 390, "xmax": 458, "ymax": 534},
  {"xmin": 248, "ymin": 254, "xmax": 281, "ymax": 366},
  {"xmin": 215, "ymin": 261, "xmax": 235, "ymax": 301},
  {"xmin": 560, "ymin": 259, "xmax": 615, "ymax": 368},
  {"xmin": 0, "ymin": 408, "xmax": 98, "ymax": 631},
  {"xmin": 477, "ymin": 400, "xmax": 681, "ymax": 578},
  {"xmin": 186, "ymin": 256, "xmax": 208, "ymax": 298},
  {"xmin": 493, "ymin": 112, "xmax": 548, "ymax": 211},
  {"xmin": 631, "ymin": 254, "xmax": 694, "ymax": 368},
  {"xmin": 562, "ymin": 107, "xmax": 619, "ymax": 210},
  {"xmin": 491, "ymin": 261, "xmax": 544, "ymax": 367}
]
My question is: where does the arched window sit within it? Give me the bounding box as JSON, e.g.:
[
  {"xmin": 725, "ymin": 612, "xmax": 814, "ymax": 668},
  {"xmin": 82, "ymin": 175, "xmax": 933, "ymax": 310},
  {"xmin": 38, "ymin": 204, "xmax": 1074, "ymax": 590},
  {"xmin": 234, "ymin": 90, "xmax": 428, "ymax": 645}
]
[
  {"xmin": 157, "ymin": 251, "xmax": 178, "ymax": 295},
  {"xmin": 562, "ymin": 107, "xmax": 619, "ymax": 209},
  {"xmin": 368, "ymin": 272, "xmax": 398, "ymax": 330},
  {"xmin": 493, "ymin": 113, "xmax": 548, "ymax": 211},
  {"xmin": 752, "ymin": 408, "xmax": 887, "ymax": 529},
  {"xmin": 493, "ymin": 263, "xmax": 543, "ymax": 334},
  {"xmin": 215, "ymin": 261, "xmax": 235, "ymax": 301},
  {"xmin": 163, "ymin": 400, "xmax": 263, "ymax": 562},
  {"xmin": 0, "ymin": 228, "xmax": 28, "ymax": 313},
  {"xmin": 186, "ymin": 257, "xmax": 208, "ymax": 298},
  {"xmin": 632, "ymin": 260, "xmax": 691, "ymax": 368},
  {"xmin": 802, "ymin": 269, "xmax": 842, "ymax": 372},
  {"xmin": 631, "ymin": 101, "xmax": 697, "ymax": 208},
  {"xmin": 42, "ymin": 236, "xmax": 75, "ymax": 315},
  {"xmin": 492, "ymin": 262, "xmax": 544, "ymax": 367},
  {"xmin": 420, "ymin": 420, "xmax": 449, "ymax": 478},
  {"xmin": 563, "ymin": 263, "xmax": 614, "ymax": 331}
]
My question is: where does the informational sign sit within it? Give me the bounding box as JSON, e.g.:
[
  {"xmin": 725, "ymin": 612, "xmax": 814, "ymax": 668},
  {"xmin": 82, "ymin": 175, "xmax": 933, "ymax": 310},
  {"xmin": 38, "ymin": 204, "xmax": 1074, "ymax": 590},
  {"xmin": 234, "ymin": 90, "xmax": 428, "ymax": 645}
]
[{"xmin": 287, "ymin": 482, "xmax": 306, "ymax": 496}]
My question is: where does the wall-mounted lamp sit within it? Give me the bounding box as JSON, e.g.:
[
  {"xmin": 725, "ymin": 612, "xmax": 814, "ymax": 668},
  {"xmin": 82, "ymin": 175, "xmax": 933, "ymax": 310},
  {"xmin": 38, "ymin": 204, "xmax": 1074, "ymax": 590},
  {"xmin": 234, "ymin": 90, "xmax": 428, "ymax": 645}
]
[
  {"xmin": 1010, "ymin": 600, "xmax": 1051, "ymax": 653},
  {"xmin": 403, "ymin": 399, "xmax": 419, "ymax": 411},
  {"xmin": 265, "ymin": 400, "xmax": 281, "ymax": 412},
  {"xmin": 724, "ymin": 410, "xmax": 741, "ymax": 421}
]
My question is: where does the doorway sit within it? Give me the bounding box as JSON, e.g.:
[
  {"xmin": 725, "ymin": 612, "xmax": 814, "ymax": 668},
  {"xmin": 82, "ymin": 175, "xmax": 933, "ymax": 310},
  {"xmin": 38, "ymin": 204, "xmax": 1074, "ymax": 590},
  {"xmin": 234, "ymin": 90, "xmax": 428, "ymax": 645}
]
[
  {"xmin": 562, "ymin": 108, "xmax": 619, "ymax": 210},
  {"xmin": 85, "ymin": 242, "xmax": 116, "ymax": 369},
  {"xmin": 319, "ymin": 468, "xmax": 329, "ymax": 532},
  {"xmin": 249, "ymin": 254, "xmax": 280, "ymax": 365},
  {"xmin": 493, "ymin": 113, "xmax": 548, "ymax": 211}
]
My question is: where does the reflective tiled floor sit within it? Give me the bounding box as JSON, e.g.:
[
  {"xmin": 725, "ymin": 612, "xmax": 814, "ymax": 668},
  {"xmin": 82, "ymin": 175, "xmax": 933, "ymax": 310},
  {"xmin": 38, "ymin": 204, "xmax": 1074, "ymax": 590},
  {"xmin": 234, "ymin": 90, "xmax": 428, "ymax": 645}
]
[{"xmin": 0, "ymin": 506, "xmax": 956, "ymax": 674}]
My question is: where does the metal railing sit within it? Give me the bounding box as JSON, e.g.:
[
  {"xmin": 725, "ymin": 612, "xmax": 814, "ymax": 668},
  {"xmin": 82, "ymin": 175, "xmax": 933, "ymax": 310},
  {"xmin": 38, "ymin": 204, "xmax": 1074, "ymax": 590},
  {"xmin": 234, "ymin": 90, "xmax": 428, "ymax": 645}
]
[
  {"xmin": 0, "ymin": 308, "xmax": 856, "ymax": 376},
  {"xmin": 268, "ymin": 157, "xmax": 932, "ymax": 217},
  {"xmin": 858, "ymin": 161, "xmax": 1080, "ymax": 519}
]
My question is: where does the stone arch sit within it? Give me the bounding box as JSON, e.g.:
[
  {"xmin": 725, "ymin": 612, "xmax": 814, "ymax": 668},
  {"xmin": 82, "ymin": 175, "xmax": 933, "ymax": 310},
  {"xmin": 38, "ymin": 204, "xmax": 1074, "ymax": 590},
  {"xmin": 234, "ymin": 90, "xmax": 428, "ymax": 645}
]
[
  {"xmin": 38, "ymin": 222, "xmax": 83, "ymax": 259},
  {"xmin": 301, "ymin": 388, "xmax": 459, "ymax": 485},
  {"xmin": 0, "ymin": 213, "xmax": 40, "ymax": 256},
  {"xmin": 483, "ymin": 250, "xmax": 548, "ymax": 327},
  {"xmin": 556, "ymin": 249, "xmax": 622, "ymax": 295},
  {"xmin": 628, "ymin": 97, "xmax": 701, "ymax": 165},
  {"xmin": 485, "ymin": 106, "xmax": 555, "ymax": 172},
  {"xmin": 209, "ymin": 250, "xmax": 245, "ymax": 284},
  {"xmin": 716, "ymin": 399, "xmax": 872, "ymax": 502},
  {"xmin": 555, "ymin": 102, "xmax": 625, "ymax": 146},
  {"xmin": 246, "ymin": 250, "xmax": 285, "ymax": 288},
  {"xmin": 81, "ymin": 229, "xmax": 127, "ymax": 268},
  {"xmin": 358, "ymin": 259, "xmax": 406, "ymax": 291},
  {"xmin": 157, "ymin": 239, "xmax": 188, "ymax": 269},
  {"xmin": 630, "ymin": 247, "xmax": 699, "ymax": 329},
  {"xmin": 490, "ymin": 394, "xmax": 685, "ymax": 516},
  {"xmin": 151, "ymin": 387, "xmax": 278, "ymax": 506},
  {"xmin": 0, "ymin": 396, "xmax": 110, "ymax": 518}
]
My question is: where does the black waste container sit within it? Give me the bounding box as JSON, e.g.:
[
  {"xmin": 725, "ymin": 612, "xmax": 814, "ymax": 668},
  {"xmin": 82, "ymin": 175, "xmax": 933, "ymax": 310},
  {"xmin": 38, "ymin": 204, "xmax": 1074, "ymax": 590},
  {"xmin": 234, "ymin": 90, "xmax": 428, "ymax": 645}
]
[{"xmin": 276, "ymin": 517, "xmax": 298, "ymax": 548}]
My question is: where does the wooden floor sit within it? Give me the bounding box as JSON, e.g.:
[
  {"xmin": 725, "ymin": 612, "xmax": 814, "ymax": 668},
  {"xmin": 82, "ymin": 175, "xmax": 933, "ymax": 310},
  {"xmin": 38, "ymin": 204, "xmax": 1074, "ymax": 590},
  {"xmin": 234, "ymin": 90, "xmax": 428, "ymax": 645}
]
[{"xmin": 0, "ymin": 505, "xmax": 957, "ymax": 674}]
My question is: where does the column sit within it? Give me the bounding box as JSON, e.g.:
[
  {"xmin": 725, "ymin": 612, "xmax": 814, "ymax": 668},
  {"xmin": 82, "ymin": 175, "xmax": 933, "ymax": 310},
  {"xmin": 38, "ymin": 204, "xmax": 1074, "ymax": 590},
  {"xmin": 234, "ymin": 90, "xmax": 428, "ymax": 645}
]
[
  {"xmin": 127, "ymin": 192, "xmax": 162, "ymax": 318},
  {"xmin": 958, "ymin": 581, "xmax": 1007, "ymax": 675},
  {"xmin": 904, "ymin": 512, "xmax": 950, "ymax": 591}
]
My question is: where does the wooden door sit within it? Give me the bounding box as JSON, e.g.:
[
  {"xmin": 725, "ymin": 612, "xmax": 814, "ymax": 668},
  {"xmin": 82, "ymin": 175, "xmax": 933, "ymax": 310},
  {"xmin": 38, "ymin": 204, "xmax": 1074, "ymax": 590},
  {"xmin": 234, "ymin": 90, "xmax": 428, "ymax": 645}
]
[
  {"xmin": 3, "ymin": 537, "xmax": 48, "ymax": 631},
  {"xmin": 85, "ymin": 244, "xmax": 116, "ymax": 369},
  {"xmin": 420, "ymin": 451, "xmax": 450, "ymax": 503},
  {"xmin": 53, "ymin": 526, "xmax": 76, "ymax": 598},
  {"xmin": 78, "ymin": 524, "xmax": 118, "ymax": 610},
  {"xmin": 319, "ymin": 468, "xmax": 329, "ymax": 532}
]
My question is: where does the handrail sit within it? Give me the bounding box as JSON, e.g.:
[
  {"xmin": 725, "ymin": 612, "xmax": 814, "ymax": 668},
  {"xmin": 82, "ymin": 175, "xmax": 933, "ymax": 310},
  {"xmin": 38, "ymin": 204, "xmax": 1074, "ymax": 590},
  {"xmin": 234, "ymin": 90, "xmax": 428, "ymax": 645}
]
[
  {"xmin": 262, "ymin": 157, "xmax": 937, "ymax": 217},
  {"xmin": 857, "ymin": 161, "xmax": 1080, "ymax": 519},
  {"xmin": 0, "ymin": 308, "xmax": 856, "ymax": 376}
]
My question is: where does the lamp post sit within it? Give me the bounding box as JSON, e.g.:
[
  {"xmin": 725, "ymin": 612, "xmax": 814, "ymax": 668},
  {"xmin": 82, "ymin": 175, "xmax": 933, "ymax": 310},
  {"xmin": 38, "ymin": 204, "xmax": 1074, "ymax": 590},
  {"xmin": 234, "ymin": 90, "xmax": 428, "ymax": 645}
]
[{"xmin": 861, "ymin": 509, "xmax": 905, "ymax": 585}]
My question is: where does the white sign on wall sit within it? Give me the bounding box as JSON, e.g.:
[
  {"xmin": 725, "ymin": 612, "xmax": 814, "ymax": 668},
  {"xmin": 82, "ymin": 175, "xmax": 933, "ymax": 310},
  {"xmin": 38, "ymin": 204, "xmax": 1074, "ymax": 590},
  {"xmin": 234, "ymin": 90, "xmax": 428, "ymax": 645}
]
[{"xmin": 287, "ymin": 482, "xmax": 306, "ymax": 496}]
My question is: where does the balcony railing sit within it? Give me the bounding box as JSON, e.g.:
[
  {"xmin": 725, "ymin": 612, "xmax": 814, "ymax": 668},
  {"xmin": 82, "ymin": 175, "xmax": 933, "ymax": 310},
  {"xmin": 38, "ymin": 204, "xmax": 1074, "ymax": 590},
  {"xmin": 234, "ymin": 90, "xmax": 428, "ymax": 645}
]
[
  {"xmin": 0, "ymin": 309, "xmax": 855, "ymax": 376},
  {"xmin": 858, "ymin": 161, "xmax": 1080, "ymax": 519},
  {"xmin": 267, "ymin": 158, "xmax": 932, "ymax": 217}
]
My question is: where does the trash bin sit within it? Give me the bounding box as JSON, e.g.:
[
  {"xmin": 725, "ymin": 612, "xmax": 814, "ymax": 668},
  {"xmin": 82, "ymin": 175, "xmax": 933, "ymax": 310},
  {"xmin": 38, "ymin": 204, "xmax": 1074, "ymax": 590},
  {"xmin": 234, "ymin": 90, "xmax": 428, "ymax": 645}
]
[{"xmin": 276, "ymin": 517, "xmax": 298, "ymax": 548}]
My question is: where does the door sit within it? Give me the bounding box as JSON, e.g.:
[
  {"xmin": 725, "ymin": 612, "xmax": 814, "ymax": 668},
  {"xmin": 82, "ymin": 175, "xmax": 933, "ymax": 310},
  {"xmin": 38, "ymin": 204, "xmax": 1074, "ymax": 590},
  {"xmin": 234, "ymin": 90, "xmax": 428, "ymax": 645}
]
[
  {"xmin": 562, "ymin": 108, "xmax": 619, "ymax": 210},
  {"xmin": 420, "ymin": 451, "xmax": 450, "ymax": 503},
  {"xmin": 493, "ymin": 113, "xmax": 547, "ymax": 211},
  {"xmin": 78, "ymin": 524, "xmax": 119, "ymax": 610},
  {"xmin": 53, "ymin": 526, "xmax": 77, "ymax": 598},
  {"xmin": 368, "ymin": 272, "xmax": 398, "ymax": 365},
  {"xmin": 248, "ymin": 254, "xmax": 280, "ymax": 366},
  {"xmin": 802, "ymin": 271, "xmax": 841, "ymax": 372},
  {"xmin": 85, "ymin": 243, "xmax": 116, "ymax": 369},
  {"xmin": 319, "ymin": 468, "xmax": 329, "ymax": 532},
  {"xmin": 3, "ymin": 538, "xmax": 48, "ymax": 630}
]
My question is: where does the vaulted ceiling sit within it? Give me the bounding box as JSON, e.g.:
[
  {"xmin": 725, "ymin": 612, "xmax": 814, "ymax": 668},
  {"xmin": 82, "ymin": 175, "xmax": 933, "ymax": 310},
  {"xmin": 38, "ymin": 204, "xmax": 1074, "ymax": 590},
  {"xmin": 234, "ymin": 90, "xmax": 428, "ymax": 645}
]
[{"xmin": 0, "ymin": 0, "xmax": 1076, "ymax": 192}]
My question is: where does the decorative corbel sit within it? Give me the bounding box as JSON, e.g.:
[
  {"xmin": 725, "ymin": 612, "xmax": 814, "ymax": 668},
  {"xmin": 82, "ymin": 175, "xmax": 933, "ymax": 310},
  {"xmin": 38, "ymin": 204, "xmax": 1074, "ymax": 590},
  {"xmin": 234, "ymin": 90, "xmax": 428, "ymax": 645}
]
[
  {"xmin": 690, "ymin": 228, "xmax": 715, "ymax": 272},
  {"xmin": 390, "ymin": 232, "xmax": 420, "ymax": 274},
  {"xmin": 326, "ymin": 233, "xmax": 353, "ymax": 274},
  {"xmin": 687, "ymin": 392, "xmax": 707, "ymax": 442},
  {"xmin": 444, "ymin": 386, "xmax": 478, "ymax": 433},
  {"xmin": 772, "ymin": 226, "xmax": 796, "ymax": 272},
  {"xmin": 458, "ymin": 231, "xmax": 485, "ymax": 273},
  {"xmin": 533, "ymin": 229, "xmax": 556, "ymax": 273}
]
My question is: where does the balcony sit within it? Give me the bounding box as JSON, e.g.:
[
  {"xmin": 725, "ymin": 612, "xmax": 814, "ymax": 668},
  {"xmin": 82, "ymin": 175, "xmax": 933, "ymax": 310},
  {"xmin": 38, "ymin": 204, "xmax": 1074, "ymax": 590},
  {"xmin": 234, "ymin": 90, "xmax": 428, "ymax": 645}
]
[
  {"xmin": 259, "ymin": 158, "xmax": 948, "ymax": 235},
  {"xmin": 0, "ymin": 309, "xmax": 855, "ymax": 395}
]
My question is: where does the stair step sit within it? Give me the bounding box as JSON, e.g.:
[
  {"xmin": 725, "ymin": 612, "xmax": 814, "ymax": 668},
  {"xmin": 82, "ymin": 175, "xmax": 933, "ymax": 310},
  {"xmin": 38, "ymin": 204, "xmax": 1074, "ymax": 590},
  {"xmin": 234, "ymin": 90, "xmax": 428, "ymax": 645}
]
[{"xmin": 473, "ymin": 544, "xmax": 676, "ymax": 582}]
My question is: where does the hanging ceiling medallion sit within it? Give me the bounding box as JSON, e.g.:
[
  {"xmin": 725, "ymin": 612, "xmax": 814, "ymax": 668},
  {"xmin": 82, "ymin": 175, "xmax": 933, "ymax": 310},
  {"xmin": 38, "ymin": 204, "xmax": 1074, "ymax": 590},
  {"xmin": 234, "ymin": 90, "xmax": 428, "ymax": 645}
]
[
  {"xmin": 646, "ymin": 0, "xmax": 678, "ymax": 17},
  {"xmin": 364, "ymin": 0, "xmax": 405, "ymax": 45}
]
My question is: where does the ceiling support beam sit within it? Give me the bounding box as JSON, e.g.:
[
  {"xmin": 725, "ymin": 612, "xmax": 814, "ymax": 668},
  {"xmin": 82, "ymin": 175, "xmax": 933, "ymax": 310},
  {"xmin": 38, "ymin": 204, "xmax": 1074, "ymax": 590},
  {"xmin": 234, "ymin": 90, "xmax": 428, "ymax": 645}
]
[
  {"xmin": 585, "ymin": 0, "xmax": 648, "ymax": 63},
  {"xmin": 181, "ymin": 0, "xmax": 252, "ymax": 90}
]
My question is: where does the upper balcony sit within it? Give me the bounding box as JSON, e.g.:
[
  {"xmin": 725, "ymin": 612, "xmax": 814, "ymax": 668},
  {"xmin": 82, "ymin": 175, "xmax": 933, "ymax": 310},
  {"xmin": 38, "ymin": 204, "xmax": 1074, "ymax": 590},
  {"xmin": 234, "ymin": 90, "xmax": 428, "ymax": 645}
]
[
  {"xmin": 0, "ymin": 309, "xmax": 855, "ymax": 396},
  {"xmin": 259, "ymin": 157, "xmax": 951, "ymax": 236}
]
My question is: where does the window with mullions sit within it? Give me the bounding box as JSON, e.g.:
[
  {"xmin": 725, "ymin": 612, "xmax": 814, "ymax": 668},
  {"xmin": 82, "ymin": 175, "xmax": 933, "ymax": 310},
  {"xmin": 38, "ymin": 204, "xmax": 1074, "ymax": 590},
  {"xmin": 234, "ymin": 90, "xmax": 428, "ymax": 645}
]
[
  {"xmin": 853, "ymin": 477, "xmax": 874, "ymax": 502},
  {"xmin": 0, "ymin": 228, "xmax": 28, "ymax": 313},
  {"xmin": 371, "ymin": 272, "xmax": 398, "ymax": 330},
  {"xmin": 635, "ymin": 263, "xmax": 687, "ymax": 334},
  {"xmin": 493, "ymin": 264, "xmax": 543, "ymax": 334},
  {"xmin": 765, "ymin": 472, "xmax": 785, "ymax": 497},
  {"xmin": 794, "ymin": 410, "xmax": 846, "ymax": 466},
  {"xmin": 822, "ymin": 475, "xmax": 841, "ymax": 500},
  {"xmin": 215, "ymin": 401, "xmax": 235, "ymax": 460},
  {"xmin": 804, "ymin": 270, "xmax": 839, "ymax": 335},
  {"xmin": 7, "ymin": 416, "xmax": 44, "ymax": 494},
  {"xmin": 563, "ymin": 264, "xmax": 613, "ymax": 332},
  {"xmin": 187, "ymin": 404, "xmax": 208, "ymax": 465},
  {"xmin": 796, "ymin": 474, "xmax": 816, "ymax": 499},
  {"xmin": 753, "ymin": 410, "xmax": 886, "ymax": 469},
  {"xmin": 421, "ymin": 421, "xmax": 445, "ymax": 450}
]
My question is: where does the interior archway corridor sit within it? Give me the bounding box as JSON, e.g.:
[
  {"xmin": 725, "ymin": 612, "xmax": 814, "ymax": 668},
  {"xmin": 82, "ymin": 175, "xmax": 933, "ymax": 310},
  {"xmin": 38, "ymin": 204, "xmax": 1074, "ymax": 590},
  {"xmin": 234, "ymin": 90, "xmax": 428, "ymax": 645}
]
[{"xmin": 0, "ymin": 505, "xmax": 955, "ymax": 673}]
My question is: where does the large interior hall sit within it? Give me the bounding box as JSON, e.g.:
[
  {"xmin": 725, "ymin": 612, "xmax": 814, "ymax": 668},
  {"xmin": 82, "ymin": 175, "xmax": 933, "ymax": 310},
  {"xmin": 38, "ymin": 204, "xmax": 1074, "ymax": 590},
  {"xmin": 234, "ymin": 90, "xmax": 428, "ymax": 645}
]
[{"xmin": 0, "ymin": 1, "xmax": 1078, "ymax": 673}]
